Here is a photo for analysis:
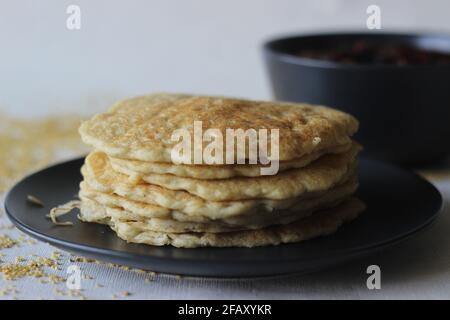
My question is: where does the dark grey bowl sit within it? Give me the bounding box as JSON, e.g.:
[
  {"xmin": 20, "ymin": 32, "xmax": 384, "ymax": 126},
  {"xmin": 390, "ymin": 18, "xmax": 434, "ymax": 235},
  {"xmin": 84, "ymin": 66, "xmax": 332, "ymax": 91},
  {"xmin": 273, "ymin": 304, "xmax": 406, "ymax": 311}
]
[{"xmin": 263, "ymin": 32, "xmax": 450, "ymax": 165}]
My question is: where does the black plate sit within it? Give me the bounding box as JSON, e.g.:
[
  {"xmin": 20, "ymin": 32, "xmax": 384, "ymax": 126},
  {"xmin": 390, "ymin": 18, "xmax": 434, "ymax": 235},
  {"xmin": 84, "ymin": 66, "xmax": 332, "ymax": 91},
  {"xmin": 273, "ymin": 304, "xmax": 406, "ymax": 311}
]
[{"xmin": 4, "ymin": 157, "xmax": 443, "ymax": 277}]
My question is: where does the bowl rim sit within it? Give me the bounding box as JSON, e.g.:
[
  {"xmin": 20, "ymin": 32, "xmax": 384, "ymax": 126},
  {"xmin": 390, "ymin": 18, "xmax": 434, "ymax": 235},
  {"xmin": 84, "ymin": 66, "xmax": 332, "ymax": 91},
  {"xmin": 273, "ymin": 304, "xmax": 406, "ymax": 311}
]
[{"xmin": 262, "ymin": 30, "xmax": 450, "ymax": 70}]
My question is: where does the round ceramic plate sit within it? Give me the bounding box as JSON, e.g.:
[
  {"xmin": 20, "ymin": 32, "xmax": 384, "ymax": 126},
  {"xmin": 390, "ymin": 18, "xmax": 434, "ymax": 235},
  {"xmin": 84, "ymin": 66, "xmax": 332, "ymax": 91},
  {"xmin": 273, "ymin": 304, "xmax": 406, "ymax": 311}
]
[{"xmin": 4, "ymin": 157, "xmax": 443, "ymax": 277}]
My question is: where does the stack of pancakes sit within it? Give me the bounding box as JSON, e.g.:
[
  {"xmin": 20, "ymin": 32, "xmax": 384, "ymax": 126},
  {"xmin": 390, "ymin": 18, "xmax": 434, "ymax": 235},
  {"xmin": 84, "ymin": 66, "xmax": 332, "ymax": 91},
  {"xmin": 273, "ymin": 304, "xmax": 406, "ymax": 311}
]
[{"xmin": 77, "ymin": 94, "xmax": 364, "ymax": 248}]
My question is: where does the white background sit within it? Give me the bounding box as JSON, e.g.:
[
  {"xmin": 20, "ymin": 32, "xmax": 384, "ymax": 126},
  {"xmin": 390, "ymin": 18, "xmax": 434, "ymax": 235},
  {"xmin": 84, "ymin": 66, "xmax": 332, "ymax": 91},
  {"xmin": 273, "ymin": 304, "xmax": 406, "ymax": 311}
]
[{"xmin": 1, "ymin": 0, "xmax": 450, "ymax": 117}]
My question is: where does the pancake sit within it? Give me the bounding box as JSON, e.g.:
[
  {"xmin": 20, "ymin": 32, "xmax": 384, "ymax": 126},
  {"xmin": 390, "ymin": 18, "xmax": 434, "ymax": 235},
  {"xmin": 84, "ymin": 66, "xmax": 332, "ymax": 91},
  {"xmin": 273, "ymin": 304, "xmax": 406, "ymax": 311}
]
[
  {"xmin": 72, "ymin": 93, "xmax": 363, "ymax": 248},
  {"xmin": 79, "ymin": 177, "xmax": 358, "ymax": 230},
  {"xmin": 109, "ymin": 143, "xmax": 352, "ymax": 180},
  {"xmin": 79, "ymin": 93, "xmax": 358, "ymax": 163},
  {"xmin": 83, "ymin": 198, "xmax": 365, "ymax": 248},
  {"xmin": 79, "ymin": 193, "xmax": 340, "ymax": 233},
  {"xmin": 118, "ymin": 143, "xmax": 360, "ymax": 201},
  {"xmin": 82, "ymin": 150, "xmax": 358, "ymax": 219}
]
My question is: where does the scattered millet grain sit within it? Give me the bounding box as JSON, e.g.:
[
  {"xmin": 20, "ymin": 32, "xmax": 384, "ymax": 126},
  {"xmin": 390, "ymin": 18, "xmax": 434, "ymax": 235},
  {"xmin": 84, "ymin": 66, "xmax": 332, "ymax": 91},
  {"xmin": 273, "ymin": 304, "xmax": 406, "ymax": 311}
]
[{"xmin": 26, "ymin": 195, "xmax": 44, "ymax": 207}]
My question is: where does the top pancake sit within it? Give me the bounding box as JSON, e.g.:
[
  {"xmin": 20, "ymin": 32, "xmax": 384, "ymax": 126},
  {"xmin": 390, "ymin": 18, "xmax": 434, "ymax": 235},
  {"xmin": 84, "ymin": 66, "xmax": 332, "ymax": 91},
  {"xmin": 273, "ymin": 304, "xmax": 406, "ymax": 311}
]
[{"xmin": 79, "ymin": 93, "xmax": 358, "ymax": 163}]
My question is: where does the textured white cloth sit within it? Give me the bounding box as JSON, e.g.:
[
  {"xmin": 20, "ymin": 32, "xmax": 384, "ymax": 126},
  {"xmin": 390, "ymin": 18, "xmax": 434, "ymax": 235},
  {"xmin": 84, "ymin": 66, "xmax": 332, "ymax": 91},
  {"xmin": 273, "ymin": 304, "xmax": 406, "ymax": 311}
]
[{"xmin": 0, "ymin": 175, "xmax": 449, "ymax": 300}]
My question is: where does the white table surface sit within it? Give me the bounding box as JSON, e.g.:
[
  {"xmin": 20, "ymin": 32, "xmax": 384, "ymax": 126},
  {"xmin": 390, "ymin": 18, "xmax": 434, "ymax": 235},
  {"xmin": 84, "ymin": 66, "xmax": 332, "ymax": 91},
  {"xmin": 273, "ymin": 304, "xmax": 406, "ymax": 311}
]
[{"xmin": 0, "ymin": 171, "xmax": 449, "ymax": 300}]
